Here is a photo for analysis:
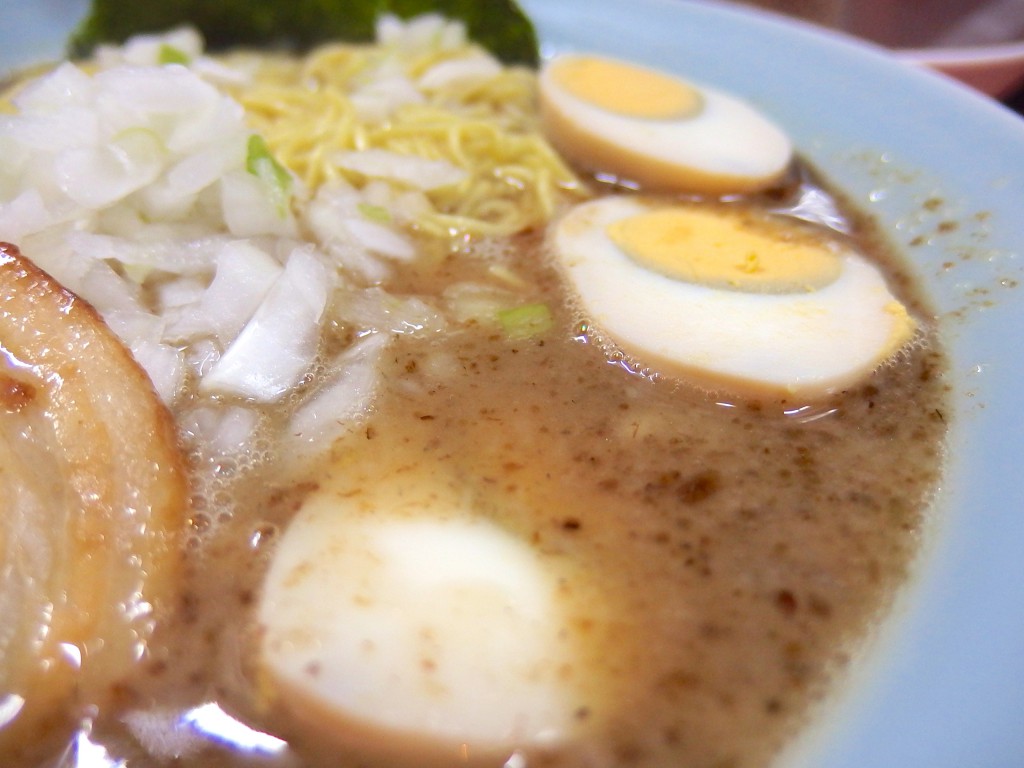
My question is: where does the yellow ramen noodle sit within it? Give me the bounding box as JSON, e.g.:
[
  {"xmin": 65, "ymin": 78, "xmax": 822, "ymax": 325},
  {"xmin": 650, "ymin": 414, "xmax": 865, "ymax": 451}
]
[{"xmin": 233, "ymin": 43, "xmax": 585, "ymax": 238}]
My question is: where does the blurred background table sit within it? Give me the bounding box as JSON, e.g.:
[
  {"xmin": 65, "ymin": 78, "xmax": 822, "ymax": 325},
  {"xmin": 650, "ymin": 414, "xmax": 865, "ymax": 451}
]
[
  {"xmin": 726, "ymin": 0, "xmax": 1024, "ymax": 110},
  {"xmin": 1004, "ymin": 85, "xmax": 1024, "ymax": 112}
]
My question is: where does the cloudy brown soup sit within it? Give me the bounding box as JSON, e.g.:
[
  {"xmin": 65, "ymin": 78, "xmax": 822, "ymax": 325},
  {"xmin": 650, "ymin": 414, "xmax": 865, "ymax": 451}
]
[{"xmin": 0, "ymin": 18, "xmax": 947, "ymax": 768}]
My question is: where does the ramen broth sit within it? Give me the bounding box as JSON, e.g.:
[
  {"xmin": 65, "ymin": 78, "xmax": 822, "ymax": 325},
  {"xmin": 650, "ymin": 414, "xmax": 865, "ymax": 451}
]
[
  {"xmin": 0, "ymin": 27, "xmax": 947, "ymax": 768},
  {"xmin": 45, "ymin": 192, "xmax": 945, "ymax": 768}
]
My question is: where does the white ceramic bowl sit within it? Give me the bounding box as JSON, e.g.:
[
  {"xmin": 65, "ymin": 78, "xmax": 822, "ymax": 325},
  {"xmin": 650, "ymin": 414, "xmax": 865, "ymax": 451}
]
[{"xmin": 4, "ymin": 1, "xmax": 1024, "ymax": 767}]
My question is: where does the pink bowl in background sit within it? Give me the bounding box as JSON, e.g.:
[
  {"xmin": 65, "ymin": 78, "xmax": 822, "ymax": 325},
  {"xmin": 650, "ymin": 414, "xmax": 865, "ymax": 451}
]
[
  {"xmin": 729, "ymin": 0, "xmax": 1024, "ymax": 98},
  {"xmin": 897, "ymin": 41, "xmax": 1024, "ymax": 98}
]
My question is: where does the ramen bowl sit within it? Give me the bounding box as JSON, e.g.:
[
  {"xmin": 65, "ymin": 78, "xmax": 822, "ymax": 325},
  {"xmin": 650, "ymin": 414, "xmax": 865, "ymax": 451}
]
[{"xmin": 3, "ymin": 1, "xmax": 1024, "ymax": 767}]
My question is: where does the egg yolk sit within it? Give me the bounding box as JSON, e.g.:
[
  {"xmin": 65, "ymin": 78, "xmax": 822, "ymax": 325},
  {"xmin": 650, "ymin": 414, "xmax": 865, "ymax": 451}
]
[
  {"xmin": 549, "ymin": 55, "xmax": 703, "ymax": 120},
  {"xmin": 606, "ymin": 207, "xmax": 843, "ymax": 293}
]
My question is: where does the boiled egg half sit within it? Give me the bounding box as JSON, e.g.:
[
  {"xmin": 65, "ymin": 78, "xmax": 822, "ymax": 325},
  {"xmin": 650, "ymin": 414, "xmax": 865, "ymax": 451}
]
[
  {"xmin": 257, "ymin": 462, "xmax": 606, "ymax": 766},
  {"xmin": 552, "ymin": 196, "xmax": 917, "ymax": 400},
  {"xmin": 539, "ymin": 53, "xmax": 792, "ymax": 194}
]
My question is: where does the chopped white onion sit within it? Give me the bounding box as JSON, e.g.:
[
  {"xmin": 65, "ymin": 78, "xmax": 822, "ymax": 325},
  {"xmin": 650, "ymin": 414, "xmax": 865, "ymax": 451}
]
[
  {"xmin": 11, "ymin": 62, "xmax": 95, "ymax": 113},
  {"xmin": 342, "ymin": 218, "xmax": 416, "ymax": 261},
  {"xmin": 165, "ymin": 240, "xmax": 283, "ymax": 344},
  {"xmin": 286, "ymin": 332, "xmax": 389, "ymax": 457},
  {"xmin": 91, "ymin": 67, "xmax": 238, "ymax": 154},
  {"xmin": 350, "ymin": 76, "xmax": 425, "ymax": 123},
  {"xmin": 156, "ymin": 276, "xmax": 208, "ymax": 312},
  {"xmin": 54, "ymin": 129, "xmax": 165, "ymax": 209},
  {"xmin": 180, "ymin": 404, "xmax": 262, "ymax": 458},
  {"xmin": 163, "ymin": 139, "xmax": 245, "ymax": 198},
  {"xmin": 65, "ymin": 232, "xmax": 228, "ymax": 277},
  {"xmin": 443, "ymin": 281, "xmax": 520, "ymax": 326},
  {"xmin": 221, "ymin": 170, "xmax": 296, "ymax": 237},
  {"xmin": 129, "ymin": 339, "xmax": 187, "ymax": 404},
  {"xmin": 97, "ymin": 27, "xmax": 204, "ymax": 68},
  {"xmin": 200, "ymin": 247, "xmax": 331, "ymax": 402},
  {"xmin": 418, "ymin": 54, "xmax": 503, "ymax": 90},
  {"xmin": 104, "ymin": 308, "xmax": 164, "ymax": 344},
  {"xmin": 334, "ymin": 286, "xmax": 445, "ymax": 336},
  {"xmin": 74, "ymin": 261, "xmax": 145, "ymax": 314},
  {"xmin": 0, "ymin": 22, "xmax": 464, "ymax": 433},
  {"xmin": 185, "ymin": 338, "xmax": 221, "ymax": 380},
  {"xmin": 324, "ymin": 240, "xmax": 392, "ymax": 285},
  {"xmin": 0, "ymin": 191, "xmax": 52, "ymax": 243},
  {"xmin": 375, "ymin": 13, "xmax": 467, "ymax": 53},
  {"xmin": 0, "ymin": 108, "xmax": 99, "ymax": 154},
  {"xmin": 334, "ymin": 149, "xmax": 467, "ymax": 191}
]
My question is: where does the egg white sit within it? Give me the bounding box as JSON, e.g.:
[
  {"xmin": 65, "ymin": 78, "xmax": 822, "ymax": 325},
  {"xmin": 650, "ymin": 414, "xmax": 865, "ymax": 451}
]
[
  {"xmin": 539, "ymin": 53, "xmax": 793, "ymax": 194},
  {"xmin": 552, "ymin": 196, "xmax": 916, "ymax": 400},
  {"xmin": 257, "ymin": 465, "xmax": 599, "ymax": 766}
]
